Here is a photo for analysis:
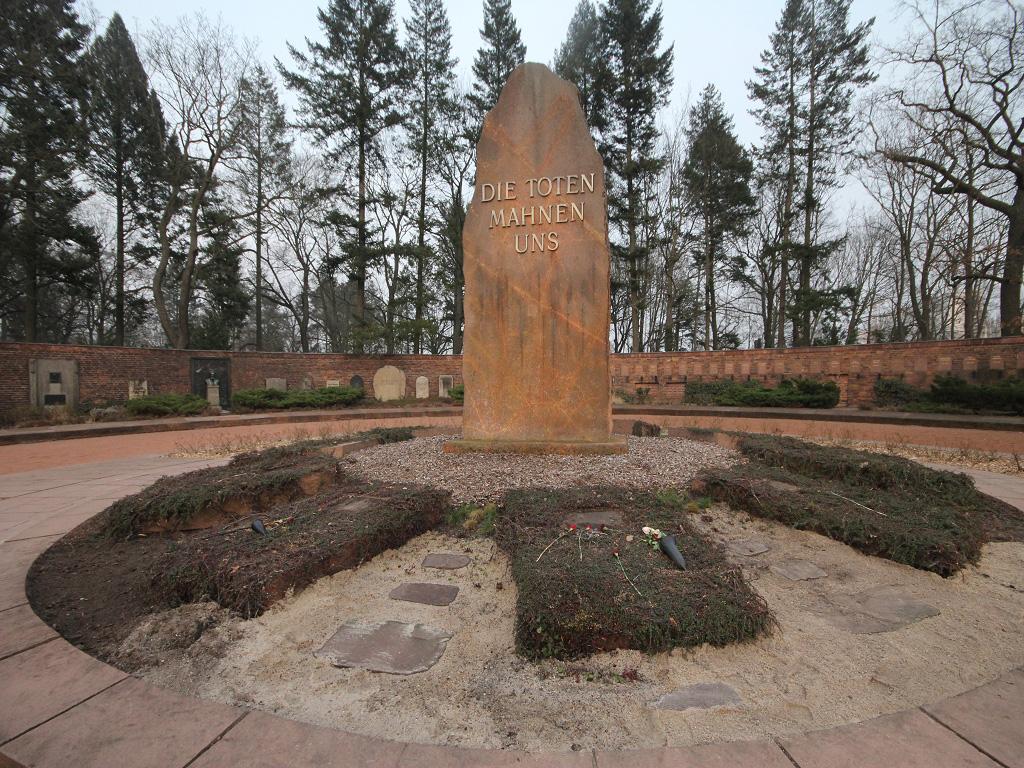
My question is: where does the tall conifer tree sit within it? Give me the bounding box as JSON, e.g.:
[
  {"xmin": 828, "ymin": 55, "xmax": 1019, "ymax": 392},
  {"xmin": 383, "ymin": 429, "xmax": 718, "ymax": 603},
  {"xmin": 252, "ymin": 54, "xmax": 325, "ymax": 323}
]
[
  {"xmin": 554, "ymin": 0, "xmax": 605, "ymax": 133},
  {"xmin": 280, "ymin": 0, "xmax": 405, "ymax": 353},
  {"xmin": 599, "ymin": 0, "xmax": 673, "ymax": 352},
  {"xmin": 469, "ymin": 0, "xmax": 526, "ymax": 127},
  {"xmin": 236, "ymin": 65, "xmax": 291, "ymax": 351},
  {"xmin": 0, "ymin": 0, "xmax": 96, "ymax": 342},
  {"xmin": 404, "ymin": 0, "xmax": 457, "ymax": 353},
  {"xmin": 681, "ymin": 84, "xmax": 754, "ymax": 351},
  {"xmin": 83, "ymin": 12, "xmax": 167, "ymax": 346}
]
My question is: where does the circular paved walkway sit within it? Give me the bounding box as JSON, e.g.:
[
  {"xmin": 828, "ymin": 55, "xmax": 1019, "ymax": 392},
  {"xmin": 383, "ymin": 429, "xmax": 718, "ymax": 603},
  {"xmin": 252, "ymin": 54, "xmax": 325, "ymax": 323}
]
[{"xmin": 0, "ymin": 440, "xmax": 1021, "ymax": 767}]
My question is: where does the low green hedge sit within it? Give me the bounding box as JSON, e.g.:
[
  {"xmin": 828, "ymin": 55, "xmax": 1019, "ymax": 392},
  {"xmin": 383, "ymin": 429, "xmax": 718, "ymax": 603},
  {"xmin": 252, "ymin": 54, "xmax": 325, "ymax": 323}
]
[
  {"xmin": 685, "ymin": 378, "xmax": 839, "ymax": 408},
  {"xmin": 874, "ymin": 375, "xmax": 1024, "ymax": 415},
  {"xmin": 232, "ymin": 386, "xmax": 363, "ymax": 410},
  {"xmin": 124, "ymin": 393, "xmax": 208, "ymax": 417},
  {"xmin": 448, "ymin": 384, "xmax": 464, "ymax": 404}
]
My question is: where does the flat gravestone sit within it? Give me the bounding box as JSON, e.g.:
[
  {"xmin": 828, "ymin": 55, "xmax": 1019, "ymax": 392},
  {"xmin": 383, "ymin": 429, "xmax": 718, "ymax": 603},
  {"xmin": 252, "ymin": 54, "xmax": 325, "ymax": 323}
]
[
  {"xmin": 337, "ymin": 496, "xmax": 377, "ymax": 514},
  {"xmin": 770, "ymin": 559, "xmax": 827, "ymax": 581},
  {"xmin": 415, "ymin": 376, "xmax": 429, "ymax": 399},
  {"xmin": 350, "ymin": 375, "xmax": 364, "ymax": 390},
  {"xmin": 652, "ymin": 683, "xmax": 741, "ymax": 711},
  {"xmin": 728, "ymin": 538, "xmax": 771, "ymax": 557},
  {"xmin": 372, "ymin": 366, "xmax": 405, "ymax": 402},
  {"xmin": 265, "ymin": 378, "xmax": 287, "ymax": 391},
  {"xmin": 315, "ymin": 620, "xmax": 451, "ymax": 675},
  {"xmin": 824, "ymin": 586, "xmax": 940, "ymax": 634},
  {"xmin": 325, "ymin": 379, "xmax": 341, "ymax": 388},
  {"xmin": 562, "ymin": 510, "xmax": 623, "ymax": 528},
  {"xmin": 422, "ymin": 553, "xmax": 471, "ymax": 570},
  {"xmin": 447, "ymin": 63, "xmax": 624, "ymax": 456},
  {"xmin": 390, "ymin": 583, "xmax": 459, "ymax": 606}
]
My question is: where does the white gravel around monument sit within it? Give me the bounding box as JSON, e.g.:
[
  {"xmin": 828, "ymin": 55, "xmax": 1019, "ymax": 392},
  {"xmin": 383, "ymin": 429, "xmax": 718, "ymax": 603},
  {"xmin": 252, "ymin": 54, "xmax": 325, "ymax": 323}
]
[{"xmin": 350, "ymin": 434, "xmax": 737, "ymax": 503}]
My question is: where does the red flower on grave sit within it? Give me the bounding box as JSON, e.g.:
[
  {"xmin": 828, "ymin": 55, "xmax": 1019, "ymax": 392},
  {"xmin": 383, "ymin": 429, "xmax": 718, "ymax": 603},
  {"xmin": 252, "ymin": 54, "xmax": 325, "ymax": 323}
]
[{"xmin": 568, "ymin": 524, "xmax": 577, "ymax": 531}]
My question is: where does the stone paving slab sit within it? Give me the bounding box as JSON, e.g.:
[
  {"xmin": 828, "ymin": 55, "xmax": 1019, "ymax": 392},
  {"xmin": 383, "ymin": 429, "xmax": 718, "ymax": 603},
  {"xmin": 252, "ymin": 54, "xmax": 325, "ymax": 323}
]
[
  {"xmin": 189, "ymin": 711, "xmax": 404, "ymax": 768},
  {"xmin": 3, "ymin": 677, "xmax": 242, "ymax": 768},
  {"xmin": 595, "ymin": 740, "xmax": 795, "ymax": 767},
  {"xmin": 651, "ymin": 682, "xmax": 741, "ymax": 711},
  {"xmin": 422, "ymin": 552, "xmax": 472, "ymax": 570},
  {"xmin": 316, "ymin": 620, "xmax": 452, "ymax": 674},
  {"xmin": 400, "ymin": 743, "xmax": 595, "ymax": 766},
  {"xmin": 923, "ymin": 668, "xmax": 1024, "ymax": 768},
  {"xmin": 0, "ymin": 604, "xmax": 56, "ymax": 660},
  {"xmin": 390, "ymin": 582, "xmax": 460, "ymax": 606},
  {"xmin": 0, "ymin": 536, "xmax": 58, "ymax": 610},
  {"xmin": 770, "ymin": 559, "xmax": 827, "ymax": 581},
  {"xmin": 0, "ymin": 640, "xmax": 126, "ymax": 742},
  {"xmin": 822, "ymin": 586, "xmax": 940, "ymax": 634},
  {"xmin": 727, "ymin": 538, "xmax": 770, "ymax": 557},
  {"xmin": 781, "ymin": 709, "xmax": 1000, "ymax": 767}
]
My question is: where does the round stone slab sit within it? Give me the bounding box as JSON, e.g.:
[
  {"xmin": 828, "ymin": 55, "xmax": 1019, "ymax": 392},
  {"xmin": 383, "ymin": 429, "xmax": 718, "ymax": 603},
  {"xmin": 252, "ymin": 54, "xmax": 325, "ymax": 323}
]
[
  {"xmin": 770, "ymin": 559, "xmax": 827, "ymax": 581},
  {"xmin": 372, "ymin": 365, "xmax": 405, "ymax": 401},
  {"xmin": 422, "ymin": 553, "xmax": 471, "ymax": 570},
  {"xmin": 728, "ymin": 538, "xmax": 771, "ymax": 557},
  {"xmin": 389, "ymin": 582, "xmax": 459, "ymax": 606},
  {"xmin": 315, "ymin": 620, "xmax": 451, "ymax": 675},
  {"xmin": 652, "ymin": 683, "xmax": 741, "ymax": 711}
]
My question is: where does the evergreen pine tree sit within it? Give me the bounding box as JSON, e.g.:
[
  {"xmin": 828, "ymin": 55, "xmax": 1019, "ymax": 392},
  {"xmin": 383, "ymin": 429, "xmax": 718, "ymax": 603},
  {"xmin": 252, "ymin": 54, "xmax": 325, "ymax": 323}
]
[
  {"xmin": 681, "ymin": 84, "xmax": 754, "ymax": 351},
  {"xmin": 599, "ymin": 0, "xmax": 673, "ymax": 352},
  {"xmin": 191, "ymin": 199, "xmax": 251, "ymax": 350},
  {"xmin": 280, "ymin": 0, "xmax": 406, "ymax": 353},
  {"xmin": 83, "ymin": 12, "xmax": 167, "ymax": 346},
  {"xmin": 236, "ymin": 65, "xmax": 291, "ymax": 351},
  {"xmin": 0, "ymin": 0, "xmax": 97, "ymax": 342},
  {"xmin": 404, "ymin": 0, "xmax": 457, "ymax": 353},
  {"xmin": 469, "ymin": 0, "xmax": 526, "ymax": 128},
  {"xmin": 553, "ymin": 0, "xmax": 605, "ymax": 133}
]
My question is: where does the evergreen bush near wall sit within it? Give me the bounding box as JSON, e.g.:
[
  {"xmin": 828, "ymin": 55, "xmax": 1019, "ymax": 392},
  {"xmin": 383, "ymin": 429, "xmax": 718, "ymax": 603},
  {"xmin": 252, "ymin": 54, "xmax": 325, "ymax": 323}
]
[
  {"xmin": 232, "ymin": 386, "xmax": 363, "ymax": 410},
  {"xmin": 873, "ymin": 376, "xmax": 1024, "ymax": 415},
  {"xmin": 124, "ymin": 394, "xmax": 208, "ymax": 417},
  {"xmin": 448, "ymin": 384, "xmax": 464, "ymax": 404},
  {"xmin": 685, "ymin": 379, "xmax": 839, "ymax": 408}
]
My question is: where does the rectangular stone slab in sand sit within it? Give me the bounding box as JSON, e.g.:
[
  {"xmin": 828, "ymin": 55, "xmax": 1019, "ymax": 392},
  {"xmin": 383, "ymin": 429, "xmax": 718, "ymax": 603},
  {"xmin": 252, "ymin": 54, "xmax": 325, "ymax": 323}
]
[
  {"xmin": 448, "ymin": 63, "xmax": 625, "ymax": 456},
  {"xmin": 315, "ymin": 620, "xmax": 452, "ymax": 675},
  {"xmin": 389, "ymin": 582, "xmax": 459, "ymax": 606}
]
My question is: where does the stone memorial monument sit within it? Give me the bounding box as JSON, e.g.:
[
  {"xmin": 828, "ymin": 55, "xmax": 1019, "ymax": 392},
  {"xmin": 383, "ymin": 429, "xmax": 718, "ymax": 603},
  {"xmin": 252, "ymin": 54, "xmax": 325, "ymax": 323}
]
[{"xmin": 447, "ymin": 63, "xmax": 625, "ymax": 455}]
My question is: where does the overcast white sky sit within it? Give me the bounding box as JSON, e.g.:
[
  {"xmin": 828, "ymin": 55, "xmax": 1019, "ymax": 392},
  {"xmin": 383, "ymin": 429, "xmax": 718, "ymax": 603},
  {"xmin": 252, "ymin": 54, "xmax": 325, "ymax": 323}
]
[{"xmin": 85, "ymin": 0, "xmax": 905, "ymax": 149}]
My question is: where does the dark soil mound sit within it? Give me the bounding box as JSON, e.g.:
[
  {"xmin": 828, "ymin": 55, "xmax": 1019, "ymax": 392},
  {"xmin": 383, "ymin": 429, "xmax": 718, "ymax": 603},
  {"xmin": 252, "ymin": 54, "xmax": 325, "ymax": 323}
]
[
  {"xmin": 695, "ymin": 433, "xmax": 1024, "ymax": 576},
  {"xmin": 496, "ymin": 487, "xmax": 774, "ymax": 660}
]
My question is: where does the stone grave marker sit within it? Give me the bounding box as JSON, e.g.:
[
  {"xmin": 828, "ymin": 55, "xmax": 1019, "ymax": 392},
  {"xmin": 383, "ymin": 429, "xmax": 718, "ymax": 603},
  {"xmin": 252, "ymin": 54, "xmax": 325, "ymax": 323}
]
[
  {"xmin": 389, "ymin": 583, "xmax": 459, "ymax": 606},
  {"xmin": 315, "ymin": 619, "xmax": 451, "ymax": 675},
  {"xmin": 265, "ymin": 378, "xmax": 287, "ymax": 391},
  {"xmin": 350, "ymin": 375, "xmax": 364, "ymax": 390},
  {"xmin": 821, "ymin": 586, "xmax": 939, "ymax": 634},
  {"xmin": 438, "ymin": 375, "xmax": 454, "ymax": 398},
  {"xmin": 326, "ymin": 379, "xmax": 341, "ymax": 388},
  {"xmin": 127, "ymin": 379, "xmax": 148, "ymax": 400},
  {"xmin": 728, "ymin": 538, "xmax": 771, "ymax": 557},
  {"xmin": 372, "ymin": 366, "xmax": 405, "ymax": 401},
  {"xmin": 422, "ymin": 553, "xmax": 471, "ymax": 570},
  {"xmin": 447, "ymin": 63, "xmax": 625, "ymax": 456},
  {"xmin": 771, "ymin": 559, "xmax": 827, "ymax": 581},
  {"xmin": 415, "ymin": 376, "xmax": 429, "ymax": 399},
  {"xmin": 652, "ymin": 683, "xmax": 741, "ymax": 711}
]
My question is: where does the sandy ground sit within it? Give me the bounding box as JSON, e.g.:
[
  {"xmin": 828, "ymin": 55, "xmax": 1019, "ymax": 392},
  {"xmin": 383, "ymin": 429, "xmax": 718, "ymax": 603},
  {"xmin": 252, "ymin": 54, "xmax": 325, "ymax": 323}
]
[{"xmin": 134, "ymin": 507, "xmax": 1024, "ymax": 753}]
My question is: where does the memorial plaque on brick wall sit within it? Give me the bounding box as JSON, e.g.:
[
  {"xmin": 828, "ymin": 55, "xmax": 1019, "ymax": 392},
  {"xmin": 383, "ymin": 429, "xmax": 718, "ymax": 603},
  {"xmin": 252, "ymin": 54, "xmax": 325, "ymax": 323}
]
[{"xmin": 447, "ymin": 63, "xmax": 624, "ymax": 455}]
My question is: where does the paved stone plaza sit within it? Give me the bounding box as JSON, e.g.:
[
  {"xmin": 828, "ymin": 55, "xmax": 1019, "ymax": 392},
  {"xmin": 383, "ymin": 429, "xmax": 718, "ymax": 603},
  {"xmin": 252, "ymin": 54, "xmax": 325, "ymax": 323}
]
[{"xmin": 0, "ymin": 425, "xmax": 1022, "ymax": 767}]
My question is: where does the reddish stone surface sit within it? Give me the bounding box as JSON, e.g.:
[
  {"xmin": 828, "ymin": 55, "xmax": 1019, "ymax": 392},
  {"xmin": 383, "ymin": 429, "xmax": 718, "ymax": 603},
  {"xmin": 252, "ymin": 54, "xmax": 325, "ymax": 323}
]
[{"xmin": 454, "ymin": 63, "xmax": 618, "ymax": 451}]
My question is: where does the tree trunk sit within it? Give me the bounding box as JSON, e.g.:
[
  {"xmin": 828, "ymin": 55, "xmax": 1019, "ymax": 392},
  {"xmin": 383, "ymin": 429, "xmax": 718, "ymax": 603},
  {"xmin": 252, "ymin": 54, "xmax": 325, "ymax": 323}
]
[{"xmin": 1001, "ymin": 187, "xmax": 1024, "ymax": 336}]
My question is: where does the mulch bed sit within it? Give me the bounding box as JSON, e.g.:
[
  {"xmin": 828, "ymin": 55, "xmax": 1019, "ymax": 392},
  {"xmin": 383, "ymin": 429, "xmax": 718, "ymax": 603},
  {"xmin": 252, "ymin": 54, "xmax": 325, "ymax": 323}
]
[
  {"xmin": 695, "ymin": 433, "xmax": 1024, "ymax": 577},
  {"xmin": 496, "ymin": 487, "xmax": 774, "ymax": 660},
  {"xmin": 27, "ymin": 466, "xmax": 450, "ymax": 664}
]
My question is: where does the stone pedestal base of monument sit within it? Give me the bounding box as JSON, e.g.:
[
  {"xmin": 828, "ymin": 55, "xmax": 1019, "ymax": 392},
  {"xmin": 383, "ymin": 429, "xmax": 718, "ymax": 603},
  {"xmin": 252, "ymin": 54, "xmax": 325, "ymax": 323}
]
[{"xmin": 444, "ymin": 436, "xmax": 628, "ymax": 456}]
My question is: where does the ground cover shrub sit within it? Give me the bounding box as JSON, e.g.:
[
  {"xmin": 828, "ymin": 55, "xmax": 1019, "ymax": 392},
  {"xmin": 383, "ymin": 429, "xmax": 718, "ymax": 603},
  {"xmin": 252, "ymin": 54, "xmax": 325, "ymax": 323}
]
[
  {"xmin": 232, "ymin": 386, "xmax": 363, "ymax": 411},
  {"xmin": 359, "ymin": 426, "xmax": 415, "ymax": 443},
  {"xmin": 447, "ymin": 502, "xmax": 498, "ymax": 535},
  {"xmin": 496, "ymin": 487, "xmax": 774, "ymax": 660},
  {"xmin": 873, "ymin": 375, "xmax": 1024, "ymax": 415},
  {"xmin": 697, "ymin": 433, "xmax": 1024, "ymax": 576},
  {"xmin": 99, "ymin": 445, "xmax": 342, "ymax": 539},
  {"xmin": 125, "ymin": 393, "xmax": 208, "ymax": 417},
  {"xmin": 685, "ymin": 379, "xmax": 839, "ymax": 408},
  {"xmin": 155, "ymin": 476, "xmax": 450, "ymax": 617},
  {"xmin": 448, "ymin": 384, "xmax": 464, "ymax": 404},
  {"xmin": 0, "ymin": 404, "xmax": 89, "ymax": 428},
  {"xmin": 873, "ymin": 378, "xmax": 924, "ymax": 408}
]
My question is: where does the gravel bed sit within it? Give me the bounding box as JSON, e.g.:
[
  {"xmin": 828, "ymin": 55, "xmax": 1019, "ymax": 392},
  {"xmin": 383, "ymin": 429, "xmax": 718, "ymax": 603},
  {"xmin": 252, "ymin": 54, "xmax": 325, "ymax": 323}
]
[{"xmin": 350, "ymin": 435, "xmax": 738, "ymax": 504}]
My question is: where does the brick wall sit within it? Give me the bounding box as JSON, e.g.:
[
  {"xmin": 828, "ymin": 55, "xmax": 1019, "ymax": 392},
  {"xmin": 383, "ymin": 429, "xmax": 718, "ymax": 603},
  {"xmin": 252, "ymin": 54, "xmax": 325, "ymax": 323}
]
[{"xmin": 1, "ymin": 338, "xmax": 1021, "ymax": 411}]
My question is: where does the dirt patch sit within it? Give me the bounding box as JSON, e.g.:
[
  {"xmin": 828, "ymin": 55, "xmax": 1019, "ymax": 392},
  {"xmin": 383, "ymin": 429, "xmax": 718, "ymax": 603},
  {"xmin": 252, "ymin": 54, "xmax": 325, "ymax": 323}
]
[
  {"xmin": 27, "ymin": 470, "xmax": 450, "ymax": 663},
  {"xmin": 497, "ymin": 487, "xmax": 773, "ymax": 658}
]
